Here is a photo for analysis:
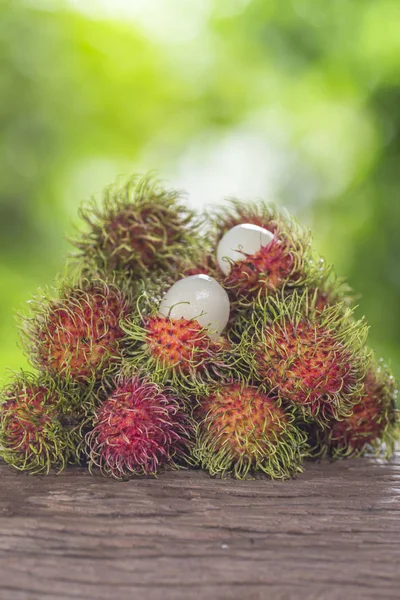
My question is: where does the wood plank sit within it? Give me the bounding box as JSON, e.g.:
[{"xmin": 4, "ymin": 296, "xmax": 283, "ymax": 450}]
[{"xmin": 0, "ymin": 456, "xmax": 399, "ymax": 600}]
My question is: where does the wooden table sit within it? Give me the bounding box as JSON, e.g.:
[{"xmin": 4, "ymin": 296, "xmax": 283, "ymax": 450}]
[{"xmin": 0, "ymin": 455, "xmax": 399, "ymax": 599}]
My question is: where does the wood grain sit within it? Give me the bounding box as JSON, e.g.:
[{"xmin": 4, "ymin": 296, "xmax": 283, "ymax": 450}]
[{"xmin": 0, "ymin": 456, "xmax": 399, "ymax": 600}]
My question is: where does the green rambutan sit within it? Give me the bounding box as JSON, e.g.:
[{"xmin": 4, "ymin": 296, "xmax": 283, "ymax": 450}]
[
  {"xmin": 243, "ymin": 292, "xmax": 369, "ymax": 423},
  {"xmin": 193, "ymin": 382, "xmax": 306, "ymax": 479},
  {"xmin": 327, "ymin": 362, "xmax": 398, "ymax": 458},
  {"xmin": 71, "ymin": 174, "xmax": 201, "ymax": 281},
  {"xmin": 0, "ymin": 372, "xmax": 90, "ymax": 474},
  {"xmin": 122, "ymin": 312, "xmax": 232, "ymax": 392},
  {"xmin": 22, "ymin": 279, "xmax": 131, "ymax": 381},
  {"xmin": 87, "ymin": 375, "xmax": 191, "ymax": 479}
]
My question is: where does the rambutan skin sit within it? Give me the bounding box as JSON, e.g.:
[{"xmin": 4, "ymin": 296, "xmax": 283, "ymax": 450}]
[
  {"xmin": 242, "ymin": 292, "xmax": 369, "ymax": 423},
  {"xmin": 179, "ymin": 253, "xmax": 220, "ymax": 280},
  {"xmin": 0, "ymin": 373, "xmax": 90, "ymax": 474},
  {"xmin": 193, "ymin": 382, "xmax": 306, "ymax": 479},
  {"xmin": 71, "ymin": 175, "xmax": 202, "ymax": 280},
  {"xmin": 22, "ymin": 280, "xmax": 131, "ymax": 381},
  {"xmin": 223, "ymin": 237, "xmax": 303, "ymax": 299},
  {"xmin": 145, "ymin": 315, "xmax": 218, "ymax": 372},
  {"xmin": 87, "ymin": 375, "xmax": 191, "ymax": 479},
  {"xmin": 327, "ymin": 364, "xmax": 398, "ymax": 458}
]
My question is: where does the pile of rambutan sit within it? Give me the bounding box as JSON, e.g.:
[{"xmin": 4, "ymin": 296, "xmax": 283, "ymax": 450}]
[{"xmin": 0, "ymin": 174, "xmax": 398, "ymax": 480}]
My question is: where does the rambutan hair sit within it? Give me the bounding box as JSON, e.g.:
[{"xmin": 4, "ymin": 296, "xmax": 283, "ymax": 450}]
[
  {"xmin": 87, "ymin": 374, "xmax": 191, "ymax": 478},
  {"xmin": 21, "ymin": 278, "xmax": 132, "ymax": 382},
  {"xmin": 207, "ymin": 198, "xmax": 284, "ymax": 240},
  {"xmin": 71, "ymin": 174, "xmax": 202, "ymax": 281},
  {"xmin": 0, "ymin": 372, "xmax": 90, "ymax": 474},
  {"xmin": 222, "ymin": 235, "xmax": 309, "ymax": 301},
  {"xmin": 178, "ymin": 252, "xmax": 220, "ymax": 280},
  {"xmin": 193, "ymin": 381, "xmax": 307, "ymax": 479},
  {"xmin": 241, "ymin": 291, "xmax": 370, "ymax": 423},
  {"xmin": 307, "ymin": 270, "xmax": 356, "ymax": 314}
]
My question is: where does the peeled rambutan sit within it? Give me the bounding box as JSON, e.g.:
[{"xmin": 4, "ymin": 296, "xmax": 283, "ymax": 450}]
[
  {"xmin": 123, "ymin": 313, "xmax": 232, "ymax": 391},
  {"xmin": 72, "ymin": 175, "xmax": 201, "ymax": 280},
  {"xmin": 87, "ymin": 375, "xmax": 191, "ymax": 478},
  {"xmin": 22, "ymin": 280, "xmax": 131, "ymax": 381},
  {"xmin": 193, "ymin": 382, "xmax": 306, "ymax": 479},
  {"xmin": 0, "ymin": 373, "xmax": 89, "ymax": 474},
  {"xmin": 244, "ymin": 292, "xmax": 369, "ymax": 423},
  {"xmin": 327, "ymin": 362, "xmax": 398, "ymax": 458}
]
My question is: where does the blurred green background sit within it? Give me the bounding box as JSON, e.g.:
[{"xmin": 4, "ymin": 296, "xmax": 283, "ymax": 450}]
[{"xmin": 1, "ymin": 0, "xmax": 399, "ymax": 382}]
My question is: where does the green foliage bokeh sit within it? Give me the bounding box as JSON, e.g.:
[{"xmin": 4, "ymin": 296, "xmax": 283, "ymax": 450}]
[{"xmin": 1, "ymin": 0, "xmax": 399, "ymax": 381}]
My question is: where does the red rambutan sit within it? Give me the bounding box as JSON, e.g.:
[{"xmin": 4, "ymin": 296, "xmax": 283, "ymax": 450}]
[
  {"xmin": 193, "ymin": 382, "xmax": 306, "ymax": 478},
  {"xmin": 209, "ymin": 199, "xmax": 283, "ymax": 239},
  {"xmin": 0, "ymin": 373, "xmax": 89, "ymax": 474},
  {"xmin": 72, "ymin": 175, "xmax": 201, "ymax": 280},
  {"xmin": 179, "ymin": 252, "xmax": 220, "ymax": 280},
  {"xmin": 223, "ymin": 235, "xmax": 304, "ymax": 299},
  {"xmin": 327, "ymin": 363, "xmax": 398, "ymax": 458},
  {"xmin": 22, "ymin": 280, "xmax": 131, "ymax": 381},
  {"xmin": 122, "ymin": 312, "xmax": 232, "ymax": 391},
  {"xmin": 87, "ymin": 375, "xmax": 191, "ymax": 478},
  {"xmin": 244, "ymin": 292, "xmax": 369, "ymax": 423},
  {"xmin": 307, "ymin": 273, "xmax": 356, "ymax": 314},
  {"xmin": 212, "ymin": 200, "xmax": 318, "ymax": 303}
]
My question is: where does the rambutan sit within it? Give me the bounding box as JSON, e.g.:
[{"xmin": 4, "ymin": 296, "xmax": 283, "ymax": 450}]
[
  {"xmin": 212, "ymin": 200, "xmax": 319, "ymax": 304},
  {"xmin": 22, "ymin": 279, "xmax": 131, "ymax": 381},
  {"xmin": 122, "ymin": 312, "xmax": 232, "ymax": 392},
  {"xmin": 307, "ymin": 272, "xmax": 356, "ymax": 314},
  {"xmin": 223, "ymin": 235, "xmax": 306, "ymax": 300},
  {"xmin": 179, "ymin": 252, "xmax": 220, "ymax": 280},
  {"xmin": 72, "ymin": 175, "xmax": 201, "ymax": 281},
  {"xmin": 193, "ymin": 382, "xmax": 306, "ymax": 479},
  {"xmin": 327, "ymin": 362, "xmax": 398, "ymax": 458},
  {"xmin": 243, "ymin": 292, "xmax": 369, "ymax": 423},
  {"xmin": 2, "ymin": 177, "xmax": 397, "ymax": 482},
  {"xmin": 87, "ymin": 375, "xmax": 191, "ymax": 478},
  {"xmin": 0, "ymin": 373, "xmax": 89, "ymax": 474}
]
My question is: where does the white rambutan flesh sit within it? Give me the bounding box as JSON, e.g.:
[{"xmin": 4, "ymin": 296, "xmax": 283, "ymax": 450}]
[
  {"xmin": 217, "ymin": 223, "xmax": 274, "ymax": 275},
  {"xmin": 158, "ymin": 275, "xmax": 230, "ymax": 339}
]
